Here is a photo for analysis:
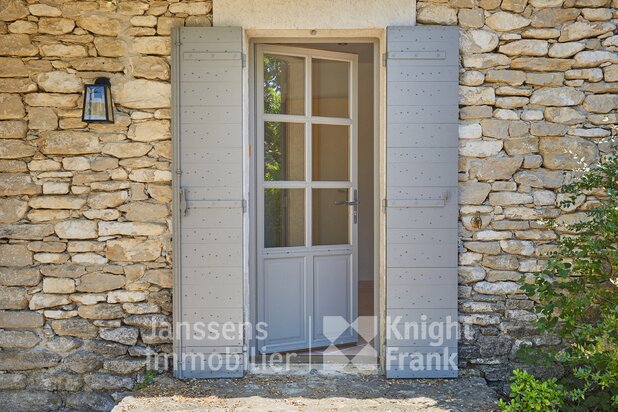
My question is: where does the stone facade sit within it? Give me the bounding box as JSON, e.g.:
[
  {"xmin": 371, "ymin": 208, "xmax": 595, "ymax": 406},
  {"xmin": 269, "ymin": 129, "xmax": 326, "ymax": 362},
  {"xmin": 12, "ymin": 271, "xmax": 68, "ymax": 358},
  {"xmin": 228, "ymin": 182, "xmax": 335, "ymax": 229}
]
[
  {"xmin": 0, "ymin": 0, "xmax": 616, "ymax": 408},
  {"xmin": 0, "ymin": 1, "xmax": 210, "ymax": 410},
  {"xmin": 421, "ymin": 0, "xmax": 616, "ymax": 392}
]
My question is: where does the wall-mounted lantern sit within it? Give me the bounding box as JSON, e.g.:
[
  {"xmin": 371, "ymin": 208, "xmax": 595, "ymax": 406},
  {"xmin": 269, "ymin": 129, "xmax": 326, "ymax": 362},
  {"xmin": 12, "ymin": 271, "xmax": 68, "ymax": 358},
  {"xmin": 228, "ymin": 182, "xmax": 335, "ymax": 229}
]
[{"xmin": 82, "ymin": 77, "xmax": 114, "ymax": 123}]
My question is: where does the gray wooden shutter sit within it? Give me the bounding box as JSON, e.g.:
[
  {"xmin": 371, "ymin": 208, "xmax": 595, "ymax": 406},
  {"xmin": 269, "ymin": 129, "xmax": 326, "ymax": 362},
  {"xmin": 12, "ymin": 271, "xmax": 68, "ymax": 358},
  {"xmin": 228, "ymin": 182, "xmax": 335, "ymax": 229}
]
[
  {"xmin": 385, "ymin": 26, "xmax": 459, "ymax": 378},
  {"xmin": 172, "ymin": 27, "xmax": 245, "ymax": 378}
]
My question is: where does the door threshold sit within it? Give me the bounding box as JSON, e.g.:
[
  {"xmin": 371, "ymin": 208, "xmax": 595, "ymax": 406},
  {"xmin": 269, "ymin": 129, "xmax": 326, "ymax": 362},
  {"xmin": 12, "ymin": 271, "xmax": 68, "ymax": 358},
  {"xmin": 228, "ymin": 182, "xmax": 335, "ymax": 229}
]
[{"xmin": 248, "ymin": 362, "xmax": 380, "ymax": 376}]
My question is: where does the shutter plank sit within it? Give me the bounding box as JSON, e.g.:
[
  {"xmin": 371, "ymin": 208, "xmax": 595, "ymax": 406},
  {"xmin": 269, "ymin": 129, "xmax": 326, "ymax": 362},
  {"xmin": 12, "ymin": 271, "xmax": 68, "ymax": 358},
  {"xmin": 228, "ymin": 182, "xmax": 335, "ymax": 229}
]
[{"xmin": 385, "ymin": 26, "xmax": 459, "ymax": 379}]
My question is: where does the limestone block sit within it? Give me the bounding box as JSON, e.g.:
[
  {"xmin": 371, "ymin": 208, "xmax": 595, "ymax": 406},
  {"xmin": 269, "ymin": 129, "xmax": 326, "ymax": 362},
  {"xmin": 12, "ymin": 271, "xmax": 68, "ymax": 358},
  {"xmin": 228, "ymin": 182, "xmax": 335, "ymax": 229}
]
[
  {"xmin": 76, "ymin": 13, "xmax": 122, "ymax": 36},
  {"xmin": 38, "ymin": 17, "xmax": 75, "ymax": 35},
  {"xmin": 68, "ymin": 57, "xmax": 124, "ymax": 72},
  {"xmin": 51, "ymin": 319, "xmax": 98, "ymax": 339},
  {"xmin": 0, "ymin": 351, "xmax": 61, "ymax": 372},
  {"xmin": 106, "ymin": 239, "xmax": 162, "ymax": 262},
  {"xmin": 129, "ymin": 56, "xmax": 170, "ymax": 80},
  {"xmin": 116, "ymin": 79, "xmax": 170, "ymax": 109},
  {"xmin": 486, "ymin": 12, "xmax": 531, "ymax": 32},
  {"xmin": 127, "ymin": 120, "xmax": 170, "ymax": 142},
  {"xmin": 539, "ymin": 136, "xmax": 599, "ymax": 170},
  {"xmin": 462, "ymin": 53, "xmax": 511, "ymax": 69},
  {"xmin": 119, "ymin": 202, "xmax": 168, "ymax": 221},
  {"xmin": 573, "ymin": 51, "xmax": 618, "ymax": 69},
  {"xmin": 485, "ymin": 70, "xmax": 526, "ymax": 86},
  {"xmin": 0, "ymin": 244, "xmax": 32, "ymax": 266},
  {"xmin": 143, "ymin": 269, "xmax": 172, "ymax": 288},
  {"xmin": 416, "ymin": 3, "xmax": 458, "ymax": 25},
  {"xmin": 29, "ymin": 196, "xmax": 86, "ymax": 210},
  {"xmin": 40, "ymin": 131, "xmax": 100, "ymax": 155},
  {"xmin": 0, "ymin": 34, "xmax": 37, "ymax": 56},
  {"xmin": 504, "ymin": 137, "xmax": 539, "ymax": 155},
  {"xmin": 77, "ymin": 303, "xmax": 124, "ymax": 320},
  {"xmin": 460, "ymin": 29, "xmax": 499, "ymax": 53},
  {"xmin": 474, "ymin": 281, "xmax": 522, "ymax": 294},
  {"xmin": 458, "ymin": 9, "xmax": 484, "ymax": 28},
  {"xmin": 548, "ymin": 42, "xmax": 585, "ymax": 58},
  {"xmin": 28, "ymin": 293, "xmax": 71, "ymax": 310},
  {"xmin": 42, "ymin": 278, "xmax": 75, "ymax": 294},
  {"xmin": 525, "ymin": 72, "xmax": 564, "ymax": 86},
  {"xmin": 544, "ymin": 107, "xmax": 586, "ymax": 124},
  {"xmin": 40, "ymin": 44, "xmax": 87, "ymax": 58},
  {"xmin": 530, "ymin": 8, "xmax": 580, "ymax": 28},
  {"xmin": 24, "ymin": 93, "xmax": 79, "ymax": 108},
  {"xmin": 0, "ymin": 198, "xmax": 27, "ymax": 224},
  {"xmin": 0, "ymin": 94, "xmax": 24, "ymax": 119},
  {"xmin": 54, "ymin": 220, "xmax": 98, "ymax": 239},
  {"xmin": 460, "ymin": 86, "xmax": 495, "ymax": 105},
  {"xmin": 0, "ymin": 78, "xmax": 36, "ymax": 93},
  {"xmin": 0, "ymin": 57, "xmax": 28, "ymax": 77},
  {"xmin": 499, "ymin": 40, "xmax": 548, "ymax": 56},
  {"xmin": 36, "ymin": 71, "xmax": 82, "ymax": 93},
  {"xmin": 583, "ymin": 94, "xmax": 618, "ymax": 114},
  {"xmin": 476, "ymin": 156, "xmax": 524, "ymax": 181},
  {"xmin": 558, "ymin": 21, "xmax": 616, "ymax": 42},
  {"xmin": 132, "ymin": 36, "xmax": 171, "ymax": 55},
  {"xmin": 460, "ymin": 139, "xmax": 503, "ymax": 157},
  {"xmin": 565, "ymin": 68, "xmax": 603, "ymax": 82},
  {"xmin": 0, "ymin": 139, "xmax": 34, "ymax": 159},
  {"xmin": 99, "ymin": 327, "xmax": 139, "ymax": 345},
  {"xmin": 128, "ymin": 169, "xmax": 172, "ymax": 182},
  {"xmin": 0, "ymin": 173, "xmax": 39, "ymax": 195},
  {"xmin": 29, "ymin": 4, "xmax": 61, "ymax": 17},
  {"xmin": 511, "ymin": 57, "xmax": 572, "ymax": 72},
  {"xmin": 98, "ymin": 221, "xmax": 166, "ymax": 236},
  {"xmin": 530, "ymin": 87, "xmax": 584, "ymax": 106},
  {"xmin": 76, "ymin": 273, "xmax": 125, "ymax": 293}
]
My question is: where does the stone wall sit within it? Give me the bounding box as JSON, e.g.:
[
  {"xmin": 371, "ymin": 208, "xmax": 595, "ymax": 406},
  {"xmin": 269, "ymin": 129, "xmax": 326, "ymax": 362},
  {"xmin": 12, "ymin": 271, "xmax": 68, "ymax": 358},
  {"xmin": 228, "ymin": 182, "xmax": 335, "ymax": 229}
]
[
  {"xmin": 0, "ymin": 1, "xmax": 211, "ymax": 410},
  {"xmin": 416, "ymin": 0, "xmax": 617, "ymax": 392},
  {"xmin": 0, "ymin": 0, "xmax": 616, "ymax": 409}
]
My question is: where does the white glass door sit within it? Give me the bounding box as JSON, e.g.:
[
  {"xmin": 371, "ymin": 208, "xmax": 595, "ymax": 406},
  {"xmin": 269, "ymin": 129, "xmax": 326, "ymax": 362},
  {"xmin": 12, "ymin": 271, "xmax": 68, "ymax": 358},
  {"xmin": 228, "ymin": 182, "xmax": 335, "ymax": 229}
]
[{"xmin": 257, "ymin": 45, "xmax": 358, "ymax": 353}]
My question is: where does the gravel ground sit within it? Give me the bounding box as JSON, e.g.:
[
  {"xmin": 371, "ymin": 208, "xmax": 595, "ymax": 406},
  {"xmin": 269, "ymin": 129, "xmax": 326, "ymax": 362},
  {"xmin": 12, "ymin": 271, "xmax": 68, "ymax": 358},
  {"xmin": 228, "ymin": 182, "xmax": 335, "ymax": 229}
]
[{"xmin": 113, "ymin": 373, "xmax": 499, "ymax": 411}]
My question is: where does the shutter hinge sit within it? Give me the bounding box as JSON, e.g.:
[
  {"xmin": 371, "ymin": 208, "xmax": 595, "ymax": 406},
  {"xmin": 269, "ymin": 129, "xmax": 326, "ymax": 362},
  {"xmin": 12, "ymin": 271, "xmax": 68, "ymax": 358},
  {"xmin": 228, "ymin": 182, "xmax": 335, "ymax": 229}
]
[
  {"xmin": 242, "ymin": 199, "xmax": 247, "ymax": 213},
  {"xmin": 242, "ymin": 53, "xmax": 247, "ymax": 68},
  {"xmin": 382, "ymin": 53, "xmax": 387, "ymax": 67},
  {"xmin": 175, "ymin": 169, "xmax": 182, "ymax": 175},
  {"xmin": 175, "ymin": 40, "xmax": 182, "ymax": 46}
]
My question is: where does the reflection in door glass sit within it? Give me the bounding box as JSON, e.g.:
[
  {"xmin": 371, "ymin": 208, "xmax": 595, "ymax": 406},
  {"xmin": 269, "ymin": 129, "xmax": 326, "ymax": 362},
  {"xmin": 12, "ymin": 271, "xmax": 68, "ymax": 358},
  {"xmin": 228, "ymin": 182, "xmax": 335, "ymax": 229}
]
[
  {"xmin": 312, "ymin": 124, "xmax": 349, "ymax": 181},
  {"xmin": 264, "ymin": 189, "xmax": 305, "ymax": 248},
  {"xmin": 312, "ymin": 189, "xmax": 349, "ymax": 246},
  {"xmin": 264, "ymin": 122, "xmax": 305, "ymax": 181},
  {"xmin": 312, "ymin": 58, "xmax": 349, "ymax": 118},
  {"xmin": 264, "ymin": 54, "xmax": 305, "ymax": 115}
]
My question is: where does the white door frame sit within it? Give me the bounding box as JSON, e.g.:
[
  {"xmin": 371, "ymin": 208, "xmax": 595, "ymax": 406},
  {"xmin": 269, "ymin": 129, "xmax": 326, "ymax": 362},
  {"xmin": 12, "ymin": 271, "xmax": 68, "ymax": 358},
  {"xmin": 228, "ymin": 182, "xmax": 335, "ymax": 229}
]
[
  {"xmin": 255, "ymin": 44, "xmax": 359, "ymax": 353},
  {"xmin": 246, "ymin": 33, "xmax": 385, "ymax": 364}
]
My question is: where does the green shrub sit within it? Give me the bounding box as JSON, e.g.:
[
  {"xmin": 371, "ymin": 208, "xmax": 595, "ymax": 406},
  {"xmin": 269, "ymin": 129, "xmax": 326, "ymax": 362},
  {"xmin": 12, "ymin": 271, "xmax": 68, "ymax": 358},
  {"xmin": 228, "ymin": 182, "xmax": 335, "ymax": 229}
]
[
  {"xmin": 502, "ymin": 151, "xmax": 618, "ymax": 411},
  {"xmin": 498, "ymin": 369, "xmax": 564, "ymax": 412}
]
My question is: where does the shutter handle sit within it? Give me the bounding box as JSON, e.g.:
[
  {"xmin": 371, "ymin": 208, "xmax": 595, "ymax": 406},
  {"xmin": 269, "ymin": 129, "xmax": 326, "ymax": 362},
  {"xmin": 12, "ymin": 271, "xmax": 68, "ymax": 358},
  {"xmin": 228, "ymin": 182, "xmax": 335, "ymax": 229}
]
[{"xmin": 180, "ymin": 188, "xmax": 188, "ymax": 216}]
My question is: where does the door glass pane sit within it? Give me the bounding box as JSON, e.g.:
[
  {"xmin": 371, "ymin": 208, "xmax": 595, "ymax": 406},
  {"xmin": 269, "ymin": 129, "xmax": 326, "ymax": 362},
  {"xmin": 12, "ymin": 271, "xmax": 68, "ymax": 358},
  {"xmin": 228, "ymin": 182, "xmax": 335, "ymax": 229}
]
[
  {"xmin": 264, "ymin": 54, "xmax": 305, "ymax": 115},
  {"xmin": 312, "ymin": 189, "xmax": 349, "ymax": 246},
  {"xmin": 264, "ymin": 189, "xmax": 305, "ymax": 248},
  {"xmin": 312, "ymin": 58, "xmax": 349, "ymax": 118},
  {"xmin": 264, "ymin": 122, "xmax": 305, "ymax": 181},
  {"xmin": 312, "ymin": 124, "xmax": 349, "ymax": 181}
]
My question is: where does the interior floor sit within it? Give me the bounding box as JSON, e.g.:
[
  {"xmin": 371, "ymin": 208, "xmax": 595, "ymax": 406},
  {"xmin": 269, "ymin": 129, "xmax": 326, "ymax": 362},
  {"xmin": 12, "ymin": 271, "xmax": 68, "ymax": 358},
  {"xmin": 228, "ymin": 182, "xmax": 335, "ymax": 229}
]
[{"xmin": 294, "ymin": 281, "xmax": 376, "ymax": 363}]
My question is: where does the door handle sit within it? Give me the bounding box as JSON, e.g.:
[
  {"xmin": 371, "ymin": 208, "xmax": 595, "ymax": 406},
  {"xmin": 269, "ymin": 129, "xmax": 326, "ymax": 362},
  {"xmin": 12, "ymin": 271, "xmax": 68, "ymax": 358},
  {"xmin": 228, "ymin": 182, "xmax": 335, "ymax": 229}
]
[{"xmin": 334, "ymin": 190, "xmax": 358, "ymax": 224}]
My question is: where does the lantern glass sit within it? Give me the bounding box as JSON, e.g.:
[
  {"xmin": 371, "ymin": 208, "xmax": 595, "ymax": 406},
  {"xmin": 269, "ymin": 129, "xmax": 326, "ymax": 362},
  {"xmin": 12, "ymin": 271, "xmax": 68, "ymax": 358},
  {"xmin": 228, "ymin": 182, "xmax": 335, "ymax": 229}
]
[{"xmin": 82, "ymin": 78, "xmax": 114, "ymax": 123}]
